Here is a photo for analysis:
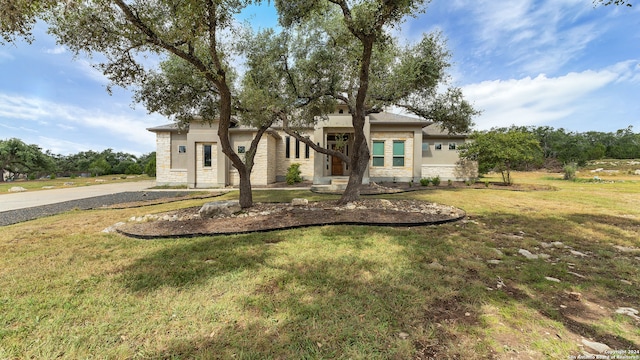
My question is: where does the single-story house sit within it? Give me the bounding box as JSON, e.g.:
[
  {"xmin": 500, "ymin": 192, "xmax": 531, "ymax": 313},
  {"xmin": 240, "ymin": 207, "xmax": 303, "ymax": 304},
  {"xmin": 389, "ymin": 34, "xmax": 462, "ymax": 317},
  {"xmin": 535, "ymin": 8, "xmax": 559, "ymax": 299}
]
[{"xmin": 147, "ymin": 105, "xmax": 477, "ymax": 188}]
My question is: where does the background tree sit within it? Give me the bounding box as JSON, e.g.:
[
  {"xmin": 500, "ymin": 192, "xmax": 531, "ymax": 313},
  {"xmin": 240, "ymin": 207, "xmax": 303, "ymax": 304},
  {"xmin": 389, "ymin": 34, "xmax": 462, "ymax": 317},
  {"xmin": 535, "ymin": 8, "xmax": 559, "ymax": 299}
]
[
  {"xmin": 0, "ymin": 138, "xmax": 54, "ymax": 181},
  {"xmin": 275, "ymin": 0, "xmax": 478, "ymax": 203},
  {"xmin": 3, "ymin": 0, "xmax": 271, "ymax": 208},
  {"xmin": 458, "ymin": 130, "xmax": 543, "ymax": 185}
]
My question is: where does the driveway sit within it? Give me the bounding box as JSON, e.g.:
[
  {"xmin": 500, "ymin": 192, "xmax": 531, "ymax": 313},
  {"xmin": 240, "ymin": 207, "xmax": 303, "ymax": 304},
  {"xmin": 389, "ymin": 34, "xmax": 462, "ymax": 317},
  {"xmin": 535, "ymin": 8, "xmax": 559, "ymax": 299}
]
[{"xmin": 0, "ymin": 181, "xmax": 156, "ymax": 212}]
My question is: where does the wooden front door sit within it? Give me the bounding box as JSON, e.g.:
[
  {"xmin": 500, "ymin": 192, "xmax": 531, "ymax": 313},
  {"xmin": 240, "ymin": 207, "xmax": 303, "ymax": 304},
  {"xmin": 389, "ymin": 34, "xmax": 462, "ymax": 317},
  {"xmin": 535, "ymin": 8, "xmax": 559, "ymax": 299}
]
[{"xmin": 331, "ymin": 155, "xmax": 343, "ymax": 176}]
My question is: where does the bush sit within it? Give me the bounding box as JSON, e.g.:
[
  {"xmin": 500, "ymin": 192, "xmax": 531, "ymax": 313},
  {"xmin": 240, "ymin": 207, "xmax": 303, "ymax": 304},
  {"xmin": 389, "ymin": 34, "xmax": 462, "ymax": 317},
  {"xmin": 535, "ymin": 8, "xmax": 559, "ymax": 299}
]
[
  {"xmin": 145, "ymin": 157, "xmax": 156, "ymax": 177},
  {"xmin": 447, "ymin": 179, "xmax": 453, "ymax": 187},
  {"xmin": 431, "ymin": 176, "xmax": 441, "ymax": 186},
  {"xmin": 286, "ymin": 163, "xmax": 302, "ymax": 185},
  {"xmin": 420, "ymin": 178, "xmax": 431, "ymax": 186},
  {"xmin": 563, "ymin": 163, "xmax": 577, "ymax": 180},
  {"xmin": 50, "ymin": 174, "xmax": 56, "ymax": 180}
]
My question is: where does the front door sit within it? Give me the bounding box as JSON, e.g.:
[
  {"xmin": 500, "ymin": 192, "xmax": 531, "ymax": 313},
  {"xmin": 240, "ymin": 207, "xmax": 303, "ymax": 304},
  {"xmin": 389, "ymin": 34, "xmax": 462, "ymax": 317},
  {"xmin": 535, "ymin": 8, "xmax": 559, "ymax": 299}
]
[{"xmin": 331, "ymin": 144, "xmax": 343, "ymax": 176}]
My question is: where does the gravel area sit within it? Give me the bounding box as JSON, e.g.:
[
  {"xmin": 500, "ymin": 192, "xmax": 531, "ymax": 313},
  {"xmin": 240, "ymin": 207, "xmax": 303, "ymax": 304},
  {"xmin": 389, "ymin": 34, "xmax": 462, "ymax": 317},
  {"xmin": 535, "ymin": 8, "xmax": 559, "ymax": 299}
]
[{"xmin": 0, "ymin": 191, "xmax": 197, "ymax": 226}]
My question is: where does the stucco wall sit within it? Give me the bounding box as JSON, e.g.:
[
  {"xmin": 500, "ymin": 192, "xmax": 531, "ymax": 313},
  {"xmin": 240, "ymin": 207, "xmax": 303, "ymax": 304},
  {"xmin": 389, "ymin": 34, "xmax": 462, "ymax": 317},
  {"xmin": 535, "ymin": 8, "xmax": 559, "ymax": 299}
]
[
  {"xmin": 422, "ymin": 138, "xmax": 465, "ymax": 165},
  {"xmin": 229, "ymin": 133, "xmax": 277, "ymax": 186},
  {"xmin": 368, "ymin": 131, "xmax": 414, "ymax": 180}
]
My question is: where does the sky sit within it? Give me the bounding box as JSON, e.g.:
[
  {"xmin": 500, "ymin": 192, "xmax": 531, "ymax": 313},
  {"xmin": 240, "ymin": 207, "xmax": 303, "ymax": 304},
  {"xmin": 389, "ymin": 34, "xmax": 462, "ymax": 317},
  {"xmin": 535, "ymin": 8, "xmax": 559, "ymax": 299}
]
[{"xmin": 0, "ymin": 0, "xmax": 638, "ymax": 156}]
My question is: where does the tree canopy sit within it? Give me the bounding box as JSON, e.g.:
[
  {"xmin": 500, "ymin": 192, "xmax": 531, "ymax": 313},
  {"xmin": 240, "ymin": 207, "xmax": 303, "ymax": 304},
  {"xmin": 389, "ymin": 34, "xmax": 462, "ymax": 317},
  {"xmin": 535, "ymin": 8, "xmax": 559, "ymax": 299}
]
[
  {"xmin": 458, "ymin": 130, "xmax": 543, "ymax": 185},
  {"xmin": 0, "ymin": 138, "xmax": 54, "ymax": 181},
  {"xmin": 273, "ymin": 0, "xmax": 478, "ymax": 203}
]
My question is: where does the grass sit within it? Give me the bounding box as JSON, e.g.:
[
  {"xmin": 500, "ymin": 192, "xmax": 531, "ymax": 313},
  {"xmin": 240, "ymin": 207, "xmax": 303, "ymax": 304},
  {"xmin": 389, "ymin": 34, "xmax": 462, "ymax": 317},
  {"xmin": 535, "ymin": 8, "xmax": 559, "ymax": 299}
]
[
  {"xmin": 1, "ymin": 171, "xmax": 639, "ymax": 358},
  {"xmin": 0, "ymin": 174, "xmax": 152, "ymax": 194}
]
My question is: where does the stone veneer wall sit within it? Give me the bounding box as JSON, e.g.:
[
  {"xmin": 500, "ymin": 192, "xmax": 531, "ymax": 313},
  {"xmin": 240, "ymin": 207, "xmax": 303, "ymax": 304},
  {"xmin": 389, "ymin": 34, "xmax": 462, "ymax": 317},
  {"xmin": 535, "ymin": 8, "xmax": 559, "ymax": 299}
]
[
  {"xmin": 275, "ymin": 130, "xmax": 314, "ymax": 181},
  {"xmin": 155, "ymin": 132, "xmax": 187, "ymax": 185},
  {"xmin": 195, "ymin": 142, "xmax": 217, "ymax": 187},
  {"xmin": 229, "ymin": 133, "xmax": 275, "ymax": 186},
  {"xmin": 368, "ymin": 131, "xmax": 413, "ymax": 180}
]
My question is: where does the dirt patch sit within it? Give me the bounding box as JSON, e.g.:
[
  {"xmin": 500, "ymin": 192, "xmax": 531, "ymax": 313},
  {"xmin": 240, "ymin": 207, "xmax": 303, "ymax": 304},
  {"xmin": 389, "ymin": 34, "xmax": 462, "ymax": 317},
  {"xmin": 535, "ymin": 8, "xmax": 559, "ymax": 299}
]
[{"xmin": 117, "ymin": 199, "xmax": 465, "ymax": 239}]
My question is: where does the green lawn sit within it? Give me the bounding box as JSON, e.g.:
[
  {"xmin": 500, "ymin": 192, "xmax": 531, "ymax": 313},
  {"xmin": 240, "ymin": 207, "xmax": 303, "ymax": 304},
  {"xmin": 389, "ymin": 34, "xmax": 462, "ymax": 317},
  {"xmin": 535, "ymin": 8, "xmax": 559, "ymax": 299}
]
[
  {"xmin": 0, "ymin": 174, "xmax": 152, "ymax": 194},
  {"xmin": 1, "ymin": 172, "xmax": 639, "ymax": 359}
]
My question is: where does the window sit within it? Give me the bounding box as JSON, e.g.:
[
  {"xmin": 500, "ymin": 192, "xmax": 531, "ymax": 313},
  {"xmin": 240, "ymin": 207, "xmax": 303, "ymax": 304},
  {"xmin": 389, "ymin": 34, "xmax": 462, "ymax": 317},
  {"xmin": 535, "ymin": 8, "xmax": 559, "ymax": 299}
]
[
  {"xmin": 285, "ymin": 137, "xmax": 290, "ymax": 158},
  {"xmin": 305, "ymin": 144, "xmax": 310, "ymax": 159},
  {"xmin": 203, "ymin": 145, "xmax": 212, "ymax": 167},
  {"xmin": 237, "ymin": 146, "xmax": 245, "ymax": 154},
  {"xmin": 435, "ymin": 143, "xmax": 442, "ymax": 150},
  {"xmin": 295, "ymin": 139, "xmax": 300, "ymax": 158},
  {"xmin": 178, "ymin": 145, "xmax": 186, "ymax": 153},
  {"xmin": 372, "ymin": 141, "xmax": 384, "ymax": 167},
  {"xmin": 422, "ymin": 142, "xmax": 429, "ymax": 152},
  {"xmin": 393, "ymin": 141, "xmax": 405, "ymax": 167},
  {"xmin": 449, "ymin": 142, "xmax": 457, "ymax": 150}
]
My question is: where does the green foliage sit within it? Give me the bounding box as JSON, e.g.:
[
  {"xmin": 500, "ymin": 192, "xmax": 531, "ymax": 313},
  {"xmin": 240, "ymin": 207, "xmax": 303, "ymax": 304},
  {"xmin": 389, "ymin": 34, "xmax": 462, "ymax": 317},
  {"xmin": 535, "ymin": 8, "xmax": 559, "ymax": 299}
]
[
  {"xmin": 144, "ymin": 156, "xmax": 156, "ymax": 178},
  {"xmin": 431, "ymin": 175, "xmax": 441, "ymax": 186},
  {"xmin": 286, "ymin": 163, "xmax": 303, "ymax": 185},
  {"xmin": 563, "ymin": 163, "xmax": 577, "ymax": 180},
  {"xmin": 89, "ymin": 158, "xmax": 111, "ymax": 177},
  {"xmin": 459, "ymin": 130, "xmax": 543, "ymax": 185},
  {"xmin": 420, "ymin": 178, "xmax": 430, "ymax": 186},
  {"xmin": 0, "ymin": 138, "xmax": 54, "ymax": 181}
]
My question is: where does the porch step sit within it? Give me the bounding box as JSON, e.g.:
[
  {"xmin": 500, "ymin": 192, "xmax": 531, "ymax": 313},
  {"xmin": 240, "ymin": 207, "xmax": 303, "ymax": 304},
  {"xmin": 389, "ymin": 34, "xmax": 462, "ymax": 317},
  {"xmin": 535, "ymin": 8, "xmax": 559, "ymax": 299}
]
[{"xmin": 330, "ymin": 177, "xmax": 349, "ymax": 186}]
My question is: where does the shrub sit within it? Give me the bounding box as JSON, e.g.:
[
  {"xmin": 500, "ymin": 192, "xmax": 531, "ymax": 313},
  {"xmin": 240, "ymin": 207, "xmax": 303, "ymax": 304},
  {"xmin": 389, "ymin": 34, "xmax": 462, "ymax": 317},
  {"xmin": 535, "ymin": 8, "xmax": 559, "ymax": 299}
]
[
  {"xmin": 145, "ymin": 158, "xmax": 156, "ymax": 177},
  {"xmin": 50, "ymin": 174, "xmax": 56, "ymax": 180},
  {"xmin": 431, "ymin": 175, "xmax": 441, "ymax": 186},
  {"xmin": 447, "ymin": 179, "xmax": 453, "ymax": 187},
  {"xmin": 420, "ymin": 178, "xmax": 430, "ymax": 186},
  {"xmin": 484, "ymin": 180, "xmax": 490, "ymax": 187},
  {"xmin": 563, "ymin": 163, "xmax": 577, "ymax": 180},
  {"xmin": 286, "ymin": 163, "xmax": 302, "ymax": 185}
]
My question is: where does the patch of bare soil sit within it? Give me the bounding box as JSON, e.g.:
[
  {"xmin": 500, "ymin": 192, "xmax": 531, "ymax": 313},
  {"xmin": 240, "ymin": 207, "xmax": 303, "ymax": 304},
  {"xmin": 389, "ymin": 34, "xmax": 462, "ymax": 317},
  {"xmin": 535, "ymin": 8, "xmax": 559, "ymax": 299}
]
[{"xmin": 117, "ymin": 199, "xmax": 465, "ymax": 239}]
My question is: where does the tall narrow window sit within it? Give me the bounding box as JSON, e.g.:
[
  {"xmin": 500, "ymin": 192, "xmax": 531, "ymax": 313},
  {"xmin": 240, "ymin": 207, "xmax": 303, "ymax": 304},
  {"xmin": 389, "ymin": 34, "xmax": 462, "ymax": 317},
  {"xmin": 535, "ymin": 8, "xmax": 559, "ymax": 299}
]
[
  {"xmin": 372, "ymin": 141, "xmax": 384, "ymax": 167},
  {"xmin": 203, "ymin": 145, "xmax": 212, "ymax": 167},
  {"xmin": 285, "ymin": 136, "xmax": 290, "ymax": 159},
  {"xmin": 305, "ymin": 144, "xmax": 310, "ymax": 158},
  {"xmin": 295, "ymin": 139, "xmax": 300, "ymax": 158},
  {"xmin": 393, "ymin": 141, "xmax": 405, "ymax": 167}
]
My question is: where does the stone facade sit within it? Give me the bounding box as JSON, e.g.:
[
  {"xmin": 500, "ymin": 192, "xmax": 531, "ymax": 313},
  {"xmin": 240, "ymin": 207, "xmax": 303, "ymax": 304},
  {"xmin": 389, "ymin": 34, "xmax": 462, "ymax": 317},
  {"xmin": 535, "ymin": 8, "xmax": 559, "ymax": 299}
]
[
  {"xmin": 148, "ymin": 109, "xmax": 476, "ymax": 188},
  {"xmin": 369, "ymin": 131, "xmax": 414, "ymax": 181}
]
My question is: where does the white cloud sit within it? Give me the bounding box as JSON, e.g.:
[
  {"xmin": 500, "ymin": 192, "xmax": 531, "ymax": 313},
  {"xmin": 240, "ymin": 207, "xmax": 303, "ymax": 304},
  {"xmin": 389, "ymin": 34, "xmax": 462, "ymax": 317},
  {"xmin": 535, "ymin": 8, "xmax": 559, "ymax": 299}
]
[
  {"xmin": 45, "ymin": 46, "xmax": 66, "ymax": 55},
  {"xmin": 462, "ymin": 62, "xmax": 634, "ymax": 130},
  {"xmin": 0, "ymin": 93, "xmax": 160, "ymax": 152}
]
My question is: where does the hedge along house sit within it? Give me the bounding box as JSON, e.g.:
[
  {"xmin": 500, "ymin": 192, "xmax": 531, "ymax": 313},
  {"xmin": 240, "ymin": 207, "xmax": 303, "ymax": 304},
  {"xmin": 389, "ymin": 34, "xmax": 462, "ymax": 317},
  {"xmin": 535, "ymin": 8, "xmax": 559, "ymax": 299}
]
[{"xmin": 147, "ymin": 105, "xmax": 477, "ymax": 188}]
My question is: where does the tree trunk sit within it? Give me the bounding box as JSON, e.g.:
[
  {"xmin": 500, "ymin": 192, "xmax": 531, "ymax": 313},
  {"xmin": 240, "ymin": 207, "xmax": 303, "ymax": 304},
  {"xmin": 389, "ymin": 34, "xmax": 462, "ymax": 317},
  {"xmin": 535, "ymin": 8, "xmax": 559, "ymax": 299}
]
[{"xmin": 237, "ymin": 167, "xmax": 253, "ymax": 208}]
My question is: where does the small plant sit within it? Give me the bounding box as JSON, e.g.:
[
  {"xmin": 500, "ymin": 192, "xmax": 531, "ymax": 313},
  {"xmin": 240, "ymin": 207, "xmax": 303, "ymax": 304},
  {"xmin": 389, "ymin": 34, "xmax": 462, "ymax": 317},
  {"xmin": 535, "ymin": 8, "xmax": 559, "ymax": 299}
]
[
  {"xmin": 409, "ymin": 179, "xmax": 413, "ymax": 187},
  {"xmin": 70, "ymin": 174, "xmax": 77, "ymax": 179},
  {"xmin": 420, "ymin": 178, "xmax": 431, "ymax": 186},
  {"xmin": 484, "ymin": 180, "xmax": 490, "ymax": 188},
  {"xmin": 50, "ymin": 174, "xmax": 56, "ymax": 180},
  {"xmin": 286, "ymin": 163, "xmax": 303, "ymax": 185},
  {"xmin": 563, "ymin": 163, "xmax": 577, "ymax": 181},
  {"xmin": 447, "ymin": 179, "xmax": 453, "ymax": 187},
  {"xmin": 431, "ymin": 175, "xmax": 441, "ymax": 186}
]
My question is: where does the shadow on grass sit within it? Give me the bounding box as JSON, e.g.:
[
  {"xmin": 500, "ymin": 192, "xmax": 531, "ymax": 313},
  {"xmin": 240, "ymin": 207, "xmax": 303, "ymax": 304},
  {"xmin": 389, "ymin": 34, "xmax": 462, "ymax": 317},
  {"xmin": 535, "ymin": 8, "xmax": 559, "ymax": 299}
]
[{"xmin": 121, "ymin": 210, "xmax": 640, "ymax": 358}]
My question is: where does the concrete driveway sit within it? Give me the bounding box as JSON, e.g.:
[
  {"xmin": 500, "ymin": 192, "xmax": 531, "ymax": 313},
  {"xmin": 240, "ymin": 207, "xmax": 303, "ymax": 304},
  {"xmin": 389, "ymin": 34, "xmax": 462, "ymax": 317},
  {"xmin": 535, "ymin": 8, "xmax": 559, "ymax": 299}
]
[{"xmin": 0, "ymin": 181, "xmax": 156, "ymax": 212}]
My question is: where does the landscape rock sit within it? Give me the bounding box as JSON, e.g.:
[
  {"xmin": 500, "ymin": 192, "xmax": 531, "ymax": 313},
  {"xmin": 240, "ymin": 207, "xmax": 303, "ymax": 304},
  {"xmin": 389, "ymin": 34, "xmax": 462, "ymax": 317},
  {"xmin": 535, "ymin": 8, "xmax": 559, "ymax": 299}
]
[
  {"xmin": 487, "ymin": 259, "xmax": 502, "ymax": 265},
  {"xmin": 291, "ymin": 198, "xmax": 309, "ymax": 206},
  {"xmin": 518, "ymin": 249, "xmax": 538, "ymax": 260},
  {"xmin": 41, "ymin": 186, "xmax": 55, "ymax": 189},
  {"xmin": 428, "ymin": 260, "xmax": 444, "ymax": 270},
  {"xmin": 614, "ymin": 245, "xmax": 639, "ymax": 253},
  {"xmin": 64, "ymin": 182, "xmax": 75, "ymax": 186},
  {"xmin": 102, "ymin": 222, "xmax": 126, "ymax": 233},
  {"xmin": 581, "ymin": 339, "xmax": 612, "ymax": 354},
  {"xmin": 199, "ymin": 200, "xmax": 241, "ymax": 218},
  {"xmin": 634, "ymin": 169, "xmax": 640, "ymax": 175},
  {"xmin": 570, "ymin": 250, "xmax": 588, "ymax": 257},
  {"xmin": 545, "ymin": 276, "xmax": 561, "ymax": 283},
  {"xmin": 8, "ymin": 186, "xmax": 27, "ymax": 192},
  {"xmin": 615, "ymin": 307, "xmax": 640, "ymax": 321}
]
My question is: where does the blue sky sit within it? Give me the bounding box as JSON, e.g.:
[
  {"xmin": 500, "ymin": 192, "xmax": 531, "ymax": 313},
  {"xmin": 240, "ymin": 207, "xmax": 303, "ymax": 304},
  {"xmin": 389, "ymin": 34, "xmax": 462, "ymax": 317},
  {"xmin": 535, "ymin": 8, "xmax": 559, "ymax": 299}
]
[{"xmin": 0, "ymin": 0, "xmax": 638, "ymax": 156}]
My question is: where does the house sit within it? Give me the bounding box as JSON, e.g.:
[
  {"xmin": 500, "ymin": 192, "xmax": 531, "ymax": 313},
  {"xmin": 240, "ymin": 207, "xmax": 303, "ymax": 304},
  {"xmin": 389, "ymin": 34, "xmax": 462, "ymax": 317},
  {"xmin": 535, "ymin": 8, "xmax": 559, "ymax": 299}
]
[{"xmin": 147, "ymin": 105, "xmax": 477, "ymax": 188}]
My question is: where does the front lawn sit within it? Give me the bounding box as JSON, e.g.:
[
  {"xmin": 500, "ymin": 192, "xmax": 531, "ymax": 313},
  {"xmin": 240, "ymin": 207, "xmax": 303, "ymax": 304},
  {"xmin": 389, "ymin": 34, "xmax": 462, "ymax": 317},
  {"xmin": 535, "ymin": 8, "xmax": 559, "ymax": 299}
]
[{"xmin": 1, "ymin": 172, "xmax": 639, "ymax": 358}]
